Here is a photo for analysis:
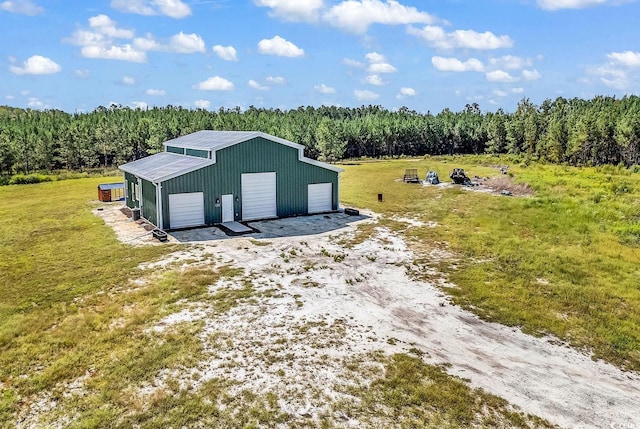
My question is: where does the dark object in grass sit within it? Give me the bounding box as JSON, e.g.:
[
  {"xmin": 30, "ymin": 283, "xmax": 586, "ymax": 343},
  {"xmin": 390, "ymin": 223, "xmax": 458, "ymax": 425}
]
[
  {"xmin": 403, "ymin": 168, "xmax": 420, "ymax": 183},
  {"xmin": 501, "ymin": 190, "xmax": 513, "ymax": 196},
  {"xmin": 345, "ymin": 208, "xmax": 360, "ymax": 216},
  {"xmin": 425, "ymin": 170, "xmax": 440, "ymax": 185},
  {"xmin": 450, "ymin": 168, "xmax": 472, "ymax": 186},
  {"xmin": 152, "ymin": 229, "xmax": 168, "ymax": 242}
]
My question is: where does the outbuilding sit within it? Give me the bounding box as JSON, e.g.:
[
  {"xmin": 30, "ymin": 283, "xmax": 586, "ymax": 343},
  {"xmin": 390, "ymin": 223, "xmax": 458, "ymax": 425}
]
[{"xmin": 119, "ymin": 131, "xmax": 343, "ymax": 230}]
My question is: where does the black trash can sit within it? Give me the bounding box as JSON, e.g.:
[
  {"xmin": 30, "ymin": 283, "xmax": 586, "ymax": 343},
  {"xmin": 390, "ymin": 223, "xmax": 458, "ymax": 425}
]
[{"xmin": 132, "ymin": 208, "xmax": 140, "ymax": 221}]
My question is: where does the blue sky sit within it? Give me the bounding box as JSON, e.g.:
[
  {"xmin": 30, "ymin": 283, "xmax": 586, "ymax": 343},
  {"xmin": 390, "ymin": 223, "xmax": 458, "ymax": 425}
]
[{"xmin": 1, "ymin": 0, "xmax": 639, "ymax": 114}]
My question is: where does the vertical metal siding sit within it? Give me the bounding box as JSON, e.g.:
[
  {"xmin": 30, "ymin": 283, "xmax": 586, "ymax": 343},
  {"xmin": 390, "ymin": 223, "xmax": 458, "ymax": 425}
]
[
  {"xmin": 124, "ymin": 172, "xmax": 137, "ymax": 208},
  {"xmin": 141, "ymin": 178, "xmax": 157, "ymax": 226},
  {"xmin": 161, "ymin": 137, "xmax": 339, "ymax": 229},
  {"xmin": 185, "ymin": 148, "xmax": 209, "ymax": 158}
]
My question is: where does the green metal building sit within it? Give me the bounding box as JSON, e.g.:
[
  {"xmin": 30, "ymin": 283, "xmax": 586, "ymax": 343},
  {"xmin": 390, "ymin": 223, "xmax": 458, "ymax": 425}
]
[{"xmin": 119, "ymin": 131, "xmax": 343, "ymax": 230}]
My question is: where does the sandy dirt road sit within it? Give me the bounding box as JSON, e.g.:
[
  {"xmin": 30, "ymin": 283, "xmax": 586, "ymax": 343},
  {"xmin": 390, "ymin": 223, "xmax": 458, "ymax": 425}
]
[{"xmin": 103, "ymin": 206, "xmax": 640, "ymax": 428}]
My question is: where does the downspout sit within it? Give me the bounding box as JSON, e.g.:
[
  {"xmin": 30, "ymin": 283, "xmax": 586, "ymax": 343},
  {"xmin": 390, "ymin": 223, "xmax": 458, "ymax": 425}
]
[
  {"xmin": 156, "ymin": 181, "xmax": 163, "ymax": 230},
  {"xmin": 137, "ymin": 177, "xmax": 143, "ymax": 213}
]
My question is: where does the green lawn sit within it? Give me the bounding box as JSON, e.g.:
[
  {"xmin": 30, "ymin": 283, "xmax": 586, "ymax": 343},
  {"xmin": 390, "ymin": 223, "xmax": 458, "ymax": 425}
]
[
  {"xmin": 340, "ymin": 157, "xmax": 640, "ymax": 371},
  {"xmin": 0, "ymin": 174, "xmax": 552, "ymax": 428}
]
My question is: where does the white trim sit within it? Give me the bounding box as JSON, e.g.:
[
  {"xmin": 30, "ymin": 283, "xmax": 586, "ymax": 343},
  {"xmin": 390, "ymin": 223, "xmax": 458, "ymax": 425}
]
[{"xmin": 156, "ymin": 182, "xmax": 163, "ymax": 229}]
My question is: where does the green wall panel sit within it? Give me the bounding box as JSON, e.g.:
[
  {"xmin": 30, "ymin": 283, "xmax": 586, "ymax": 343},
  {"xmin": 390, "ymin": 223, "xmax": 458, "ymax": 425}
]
[
  {"xmin": 186, "ymin": 148, "xmax": 209, "ymax": 158},
  {"xmin": 166, "ymin": 146, "xmax": 184, "ymax": 155},
  {"xmin": 141, "ymin": 179, "xmax": 157, "ymax": 226}
]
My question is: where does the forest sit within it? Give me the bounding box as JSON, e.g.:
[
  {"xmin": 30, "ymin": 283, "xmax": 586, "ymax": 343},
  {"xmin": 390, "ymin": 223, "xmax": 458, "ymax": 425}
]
[{"xmin": 1, "ymin": 94, "xmax": 640, "ymax": 176}]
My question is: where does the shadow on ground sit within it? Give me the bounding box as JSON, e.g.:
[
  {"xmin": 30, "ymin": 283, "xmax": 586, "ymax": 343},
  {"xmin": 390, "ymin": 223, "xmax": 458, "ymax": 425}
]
[{"xmin": 169, "ymin": 211, "xmax": 371, "ymax": 243}]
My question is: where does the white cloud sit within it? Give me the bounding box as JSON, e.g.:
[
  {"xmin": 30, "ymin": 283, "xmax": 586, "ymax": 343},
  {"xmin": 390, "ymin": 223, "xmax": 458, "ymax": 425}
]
[
  {"xmin": 254, "ymin": 0, "xmax": 324, "ymax": 22},
  {"xmin": 122, "ymin": 76, "xmax": 135, "ymax": 85},
  {"xmin": 396, "ymin": 87, "xmax": 416, "ymax": 99},
  {"xmin": 146, "ymin": 88, "xmax": 165, "ymax": 95},
  {"xmin": 368, "ymin": 63, "xmax": 397, "ymax": 73},
  {"xmin": 194, "ymin": 99, "xmax": 210, "ymax": 109},
  {"xmin": 315, "ymin": 83, "xmax": 336, "ymax": 93},
  {"xmin": 493, "ymin": 89, "xmax": 508, "ymax": 97},
  {"xmin": 6, "ymin": 95, "xmax": 15, "ymax": 100},
  {"xmin": 536, "ymin": 0, "xmax": 621, "ymax": 10},
  {"xmin": 512, "ymin": 87, "xmax": 525, "ymax": 93},
  {"xmin": 89, "ymin": 14, "xmax": 134, "ymax": 39},
  {"xmin": 343, "ymin": 58, "xmax": 364, "ymax": 68},
  {"xmin": 74, "ymin": 69, "xmax": 90, "ymax": 79},
  {"xmin": 195, "ymin": 76, "xmax": 235, "ymax": 91},
  {"xmin": 365, "ymin": 74, "xmax": 385, "ymax": 85},
  {"xmin": 27, "ymin": 97, "xmax": 46, "ymax": 108},
  {"xmin": 1, "ymin": 0, "xmax": 43, "ymax": 15},
  {"xmin": 131, "ymin": 101, "xmax": 149, "ymax": 109},
  {"xmin": 266, "ymin": 76, "xmax": 285, "ymax": 84},
  {"xmin": 82, "ymin": 44, "xmax": 147, "ymax": 62},
  {"xmin": 9, "ymin": 55, "xmax": 62, "ymax": 75},
  {"xmin": 110, "ymin": 0, "xmax": 191, "ymax": 18},
  {"xmin": 323, "ymin": 0, "xmax": 438, "ymax": 34},
  {"xmin": 486, "ymin": 70, "xmax": 516, "ymax": 82},
  {"xmin": 168, "ymin": 32, "xmax": 205, "ymax": 53},
  {"xmin": 432, "ymin": 56, "xmax": 484, "ymax": 72},
  {"xmin": 354, "ymin": 89, "xmax": 379, "ymax": 101},
  {"xmin": 365, "ymin": 51, "xmax": 397, "ymax": 73},
  {"xmin": 249, "ymin": 80, "xmax": 269, "ymax": 90},
  {"xmin": 213, "ymin": 45, "xmax": 238, "ymax": 61},
  {"xmin": 408, "ymin": 25, "xmax": 513, "ymax": 50},
  {"xmin": 522, "ymin": 69, "xmax": 541, "ymax": 80},
  {"xmin": 258, "ymin": 35, "xmax": 304, "ymax": 57},
  {"xmin": 607, "ymin": 51, "xmax": 640, "ymax": 67}
]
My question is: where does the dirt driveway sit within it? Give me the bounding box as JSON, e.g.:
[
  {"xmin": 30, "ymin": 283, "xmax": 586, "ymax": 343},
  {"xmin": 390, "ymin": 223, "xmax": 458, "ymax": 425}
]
[{"xmin": 98, "ymin": 205, "xmax": 640, "ymax": 428}]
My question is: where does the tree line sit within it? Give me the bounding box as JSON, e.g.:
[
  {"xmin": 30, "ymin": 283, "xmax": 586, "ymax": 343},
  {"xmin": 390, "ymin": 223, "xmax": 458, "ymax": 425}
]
[{"xmin": 1, "ymin": 95, "xmax": 640, "ymax": 176}]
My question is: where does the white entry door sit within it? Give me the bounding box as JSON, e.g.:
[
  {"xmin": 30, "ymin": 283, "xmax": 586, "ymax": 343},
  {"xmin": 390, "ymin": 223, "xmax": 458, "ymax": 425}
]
[
  {"xmin": 168, "ymin": 192, "xmax": 205, "ymax": 229},
  {"xmin": 221, "ymin": 194, "xmax": 234, "ymax": 223},
  {"xmin": 241, "ymin": 172, "xmax": 277, "ymax": 220},
  {"xmin": 308, "ymin": 183, "xmax": 333, "ymax": 214}
]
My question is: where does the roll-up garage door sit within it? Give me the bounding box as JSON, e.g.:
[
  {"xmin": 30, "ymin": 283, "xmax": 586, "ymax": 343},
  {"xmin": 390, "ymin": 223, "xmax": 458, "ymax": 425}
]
[
  {"xmin": 308, "ymin": 183, "xmax": 333, "ymax": 214},
  {"xmin": 242, "ymin": 172, "xmax": 277, "ymax": 220},
  {"xmin": 169, "ymin": 192, "xmax": 204, "ymax": 229}
]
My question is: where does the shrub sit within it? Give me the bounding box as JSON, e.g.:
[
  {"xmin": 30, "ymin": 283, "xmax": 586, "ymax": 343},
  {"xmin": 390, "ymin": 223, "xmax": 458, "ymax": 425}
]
[{"xmin": 9, "ymin": 173, "xmax": 54, "ymax": 185}]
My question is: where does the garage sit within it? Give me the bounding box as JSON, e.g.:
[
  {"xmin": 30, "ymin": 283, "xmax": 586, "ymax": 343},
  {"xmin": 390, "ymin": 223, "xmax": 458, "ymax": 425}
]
[
  {"xmin": 169, "ymin": 192, "xmax": 205, "ymax": 229},
  {"xmin": 308, "ymin": 183, "xmax": 333, "ymax": 214},
  {"xmin": 241, "ymin": 172, "xmax": 277, "ymax": 220}
]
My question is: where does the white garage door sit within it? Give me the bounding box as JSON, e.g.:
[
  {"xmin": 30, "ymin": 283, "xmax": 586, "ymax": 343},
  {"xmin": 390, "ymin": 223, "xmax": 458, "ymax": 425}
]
[
  {"xmin": 308, "ymin": 183, "xmax": 333, "ymax": 214},
  {"xmin": 242, "ymin": 172, "xmax": 277, "ymax": 220},
  {"xmin": 169, "ymin": 192, "xmax": 204, "ymax": 229}
]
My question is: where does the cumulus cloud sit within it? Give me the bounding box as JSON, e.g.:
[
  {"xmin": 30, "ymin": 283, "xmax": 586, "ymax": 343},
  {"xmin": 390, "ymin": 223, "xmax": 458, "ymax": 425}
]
[
  {"xmin": 365, "ymin": 52, "xmax": 397, "ymax": 73},
  {"xmin": 396, "ymin": 87, "xmax": 416, "ymax": 99},
  {"xmin": 365, "ymin": 74, "xmax": 385, "ymax": 85},
  {"xmin": 110, "ymin": 0, "xmax": 191, "ymax": 18},
  {"xmin": 168, "ymin": 32, "xmax": 206, "ymax": 53},
  {"xmin": 493, "ymin": 89, "xmax": 508, "ymax": 97},
  {"xmin": 536, "ymin": 0, "xmax": 622, "ymax": 10},
  {"xmin": 213, "ymin": 45, "xmax": 238, "ymax": 61},
  {"xmin": 432, "ymin": 56, "xmax": 484, "ymax": 72},
  {"xmin": 9, "ymin": 55, "xmax": 62, "ymax": 75},
  {"xmin": 146, "ymin": 88, "xmax": 165, "ymax": 95},
  {"xmin": 195, "ymin": 76, "xmax": 235, "ymax": 91},
  {"xmin": 89, "ymin": 14, "xmax": 134, "ymax": 38},
  {"xmin": 512, "ymin": 87, "xmax": 525, "ymax": 93},
  {"xmin": 249, "ymin": 80, "xmax": 269, "ymax": 90},
  {"xmin": 27, "ymin": 97, "xmax": 46, "ymax": 109},
  {"xmin": 1, "ymin": 0, "xmax": 43, "ymax": 15},
  {"xmin": 607, "ymin": 51, "xmax": 640, "ymax": 67},
  {"xmin": 315, "ymin": 83, "xmax": 336, "ymax": 93},
  {"xmin": 122, "ymin": 76, "xmax": 136, "ymax": 85},
  {"xmin": 354, "ymin": 89, "xmax": 379, "ymax": 101},
  {"xmin": 254, "ymin": 0, "xmax": 324, "ymax": 22},
  {"xmin": 194, "ymin": 99, "xmax": 210, "ymax": 109},
  {"xmin": 522, "ymin": 69, "xmax": 541, "ymax": 80},
  {"xmin": 486, "ymin": 70, "xmax": 516, "ymax": 82},
  {"xmin": 82, "ymin": 45, "xmax": 146, "ymax": 62},
  {"xmin": 323, "ymin": 0, "xmax": 438, "ymax": 34},
  {"xmin": 258, "ymin": 35, "xmax": 304, "ymax": 57},
  {"xmin": 408, "ymin": 25, "xmax": 513, "ymax": 50},
  {"xmin": 131, "ymin": 101, "xmax": 149, "ymax": 109},
  {"xmin": 266, "ymin": 76, "xmax": 285, "ymax": 84},
  {"xmin": 489, "ymin": 55, "xmax": 533, "ymax": 70}
]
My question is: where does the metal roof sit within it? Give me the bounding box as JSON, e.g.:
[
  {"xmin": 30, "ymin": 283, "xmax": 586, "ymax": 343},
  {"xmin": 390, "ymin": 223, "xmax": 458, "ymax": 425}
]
[
  {"xmin": 98, "ymin": 182, "xmax": 124, "ymax": 190},
  {"xmin": 163, "ymin": 131, "xmax": 267, "ymax": 151},
  {"xmin": 119, "ymin": 152, "xmax": 214, "ymax": 183}
]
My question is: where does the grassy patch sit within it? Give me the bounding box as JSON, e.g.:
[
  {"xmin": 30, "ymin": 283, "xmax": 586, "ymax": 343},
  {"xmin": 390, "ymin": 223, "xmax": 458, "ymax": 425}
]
[
  {"xmin": 340, "ymin": 157, "xmax": 640, "ymax": 370},
  {"xmin": 338, "ymin": 353, "xmax": 552, "ymax": 428}
]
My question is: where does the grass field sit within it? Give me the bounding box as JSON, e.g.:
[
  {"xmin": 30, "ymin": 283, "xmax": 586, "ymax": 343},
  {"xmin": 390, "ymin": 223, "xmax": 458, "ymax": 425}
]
[
  {"xmin": 340, "ymin": 156, "xmax": 640, "ymax": 371},
  {"xmin": 0, "ymin": 173, "xmax": 555, "ymax": 428}
]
